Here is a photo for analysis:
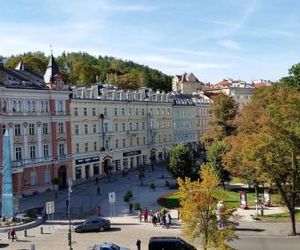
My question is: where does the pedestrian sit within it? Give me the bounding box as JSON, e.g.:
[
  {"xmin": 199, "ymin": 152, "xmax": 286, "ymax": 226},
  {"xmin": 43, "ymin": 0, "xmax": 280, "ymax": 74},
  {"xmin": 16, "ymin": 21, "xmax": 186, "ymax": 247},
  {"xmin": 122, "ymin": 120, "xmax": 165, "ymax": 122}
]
[
  {"xmin": 136, "ymin": 239, "xmax": 141, "ymax": 250},
  {"xmin": 138, "ymin": 209, "xmax": 142, "ymax": 222},
  {"xmin": 165, "ymin": 213, "xmax": 170, "ymax": 228},
  {"xmin": 10, "ymin": 228, "xmax": 16, "ymax": 242},
  {"xmin": 96, "ymin": 205, "xmax": 102, "ymax": 216},
  {"xmin": 97, "ymin": 186, "xmax": 101, "ymax": 195},
  {"xmin": 152, "ymin": 214, "xmax": 157, "ymax": 227},
  {"xmin": 143, "ymin": 208, "xmax": 148, "ymax": 222}
]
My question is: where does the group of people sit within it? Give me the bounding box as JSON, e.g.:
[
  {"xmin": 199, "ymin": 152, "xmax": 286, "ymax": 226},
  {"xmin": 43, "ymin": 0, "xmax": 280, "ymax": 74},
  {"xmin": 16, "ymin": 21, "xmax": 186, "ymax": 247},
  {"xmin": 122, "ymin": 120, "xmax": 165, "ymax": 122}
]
[{"xmin": 138, "ymin": 208, "xmax": 172, "ymax": 228}]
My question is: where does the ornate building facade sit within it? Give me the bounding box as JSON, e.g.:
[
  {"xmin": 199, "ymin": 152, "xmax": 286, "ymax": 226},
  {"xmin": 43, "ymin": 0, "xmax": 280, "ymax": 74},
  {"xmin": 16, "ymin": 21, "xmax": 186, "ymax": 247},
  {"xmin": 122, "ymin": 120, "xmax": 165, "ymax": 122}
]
[{"xmin": 0, "ymin": 57, "xmax": 72, "ymax": 195}]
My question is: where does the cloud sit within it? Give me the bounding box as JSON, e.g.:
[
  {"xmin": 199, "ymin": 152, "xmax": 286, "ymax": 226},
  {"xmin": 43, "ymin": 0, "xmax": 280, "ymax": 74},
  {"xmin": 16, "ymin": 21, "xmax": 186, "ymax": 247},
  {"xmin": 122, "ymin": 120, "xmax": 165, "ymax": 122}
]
[{"xmin": 217, "ymin": 39, "xmax": 242, "ymax": 50}]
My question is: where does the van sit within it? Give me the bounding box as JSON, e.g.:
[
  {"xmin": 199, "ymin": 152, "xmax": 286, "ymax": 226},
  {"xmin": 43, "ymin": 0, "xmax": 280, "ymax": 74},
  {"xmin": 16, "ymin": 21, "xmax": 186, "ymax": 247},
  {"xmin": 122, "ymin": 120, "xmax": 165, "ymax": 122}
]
[{"xmin": 148, "ymin": 237, "xmax": 196, "ymax": 250}]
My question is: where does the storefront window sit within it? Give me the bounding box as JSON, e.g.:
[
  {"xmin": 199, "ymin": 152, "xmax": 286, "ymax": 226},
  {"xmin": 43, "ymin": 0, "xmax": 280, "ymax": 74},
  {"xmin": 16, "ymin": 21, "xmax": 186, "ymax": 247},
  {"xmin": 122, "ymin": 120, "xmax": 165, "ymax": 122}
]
[
  {"xmin": 75, "ymin": 167, "xmax": 82, "ymax": 179},
  {"xmin": 93, "ymin": 163, "xmax": 99, "ymax": 176},
  {"xmin": 123, "ymin": 158, "xmax": 128, "ymax": 169}
]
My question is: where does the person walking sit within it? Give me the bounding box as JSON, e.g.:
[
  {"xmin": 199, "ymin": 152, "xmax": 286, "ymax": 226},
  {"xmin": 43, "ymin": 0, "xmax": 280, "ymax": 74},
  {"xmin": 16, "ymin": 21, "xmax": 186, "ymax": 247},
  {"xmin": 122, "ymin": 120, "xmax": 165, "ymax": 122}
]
[
  {"xmin": 97, "ymin": 186, "xmax": 101, "ymax": 195},
  {"xmin": 10, "ymin": 228, "xmax": 17, "ymax": 242},
  {"xmin": 136, "ymin": 239, "xmax": 141, "ymax": 250},
  {"xmin": 96, "ymin": 205, "xmax": 102, "ymax": 216}
]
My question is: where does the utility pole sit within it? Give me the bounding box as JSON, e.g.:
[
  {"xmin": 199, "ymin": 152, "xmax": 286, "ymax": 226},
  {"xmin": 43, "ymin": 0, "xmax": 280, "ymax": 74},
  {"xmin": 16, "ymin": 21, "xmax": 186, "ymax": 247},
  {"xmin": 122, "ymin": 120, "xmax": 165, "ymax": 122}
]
[{"xmin": 67, "ymin": 177, "xmax": 73, "ymax": 250}]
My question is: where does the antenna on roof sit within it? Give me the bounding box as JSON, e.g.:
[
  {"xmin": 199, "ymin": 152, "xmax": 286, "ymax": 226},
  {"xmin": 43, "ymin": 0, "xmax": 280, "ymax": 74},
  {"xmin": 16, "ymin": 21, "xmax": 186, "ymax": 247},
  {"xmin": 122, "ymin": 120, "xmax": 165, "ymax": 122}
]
[{"xmin": 50, "ymin": 44, "xmax": 53, "ymax": 55}]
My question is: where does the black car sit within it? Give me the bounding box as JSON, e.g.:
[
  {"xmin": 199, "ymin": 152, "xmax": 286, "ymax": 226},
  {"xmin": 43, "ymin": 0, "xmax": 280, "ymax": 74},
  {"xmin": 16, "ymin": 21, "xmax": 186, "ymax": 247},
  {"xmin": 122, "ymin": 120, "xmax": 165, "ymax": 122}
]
[
  {"xmin": 74, "ymin": 217, "xmax": 110, "ymax": 233},
  {"xmin": 148, "ymin": 237, "xmax": 196, "ymax": 250}
]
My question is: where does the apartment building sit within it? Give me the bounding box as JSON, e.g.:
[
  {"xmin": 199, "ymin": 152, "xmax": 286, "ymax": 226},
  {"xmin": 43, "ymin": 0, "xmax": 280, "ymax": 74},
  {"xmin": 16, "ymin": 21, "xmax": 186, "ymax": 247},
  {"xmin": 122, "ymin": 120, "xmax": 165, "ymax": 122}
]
[
  {"xmin": 70, "ymin": 86, "xmax": 173, "ymax": 181},
  {"xmin": 0, "ymin": 57, "xmax": 72, "ymax": 195}
]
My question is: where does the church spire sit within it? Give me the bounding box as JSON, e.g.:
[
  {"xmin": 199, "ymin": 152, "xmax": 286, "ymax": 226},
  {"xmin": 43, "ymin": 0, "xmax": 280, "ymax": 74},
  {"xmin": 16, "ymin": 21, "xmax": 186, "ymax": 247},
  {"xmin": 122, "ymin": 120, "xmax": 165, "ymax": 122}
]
[{"xmin": 44, "ymin": 50, "xmax": 65, "ymax": 90}]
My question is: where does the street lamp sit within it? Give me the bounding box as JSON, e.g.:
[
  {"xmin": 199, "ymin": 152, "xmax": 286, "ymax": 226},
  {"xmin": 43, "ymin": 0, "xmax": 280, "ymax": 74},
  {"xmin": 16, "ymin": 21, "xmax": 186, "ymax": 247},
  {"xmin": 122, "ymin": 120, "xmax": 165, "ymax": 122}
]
[{"xmin": 67, "ymin": 177, "xmax": 73, "ymax": 250}]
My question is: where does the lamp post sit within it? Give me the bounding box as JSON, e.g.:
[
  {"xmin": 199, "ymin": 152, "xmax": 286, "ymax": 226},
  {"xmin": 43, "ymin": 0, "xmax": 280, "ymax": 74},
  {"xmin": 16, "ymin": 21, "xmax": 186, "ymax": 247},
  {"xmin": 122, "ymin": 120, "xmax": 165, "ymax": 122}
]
[{"xmin": 67, "ymin": 177, "xmax": 73, "ymax": 250}]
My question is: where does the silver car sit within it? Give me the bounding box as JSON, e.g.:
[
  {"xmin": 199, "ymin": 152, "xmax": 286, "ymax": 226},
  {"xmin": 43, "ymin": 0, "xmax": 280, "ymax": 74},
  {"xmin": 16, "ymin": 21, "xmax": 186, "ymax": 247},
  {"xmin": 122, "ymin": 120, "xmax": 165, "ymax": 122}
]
[{"xmin": 87, "ymin": 242, "xmax": 130, "ymax": 250}]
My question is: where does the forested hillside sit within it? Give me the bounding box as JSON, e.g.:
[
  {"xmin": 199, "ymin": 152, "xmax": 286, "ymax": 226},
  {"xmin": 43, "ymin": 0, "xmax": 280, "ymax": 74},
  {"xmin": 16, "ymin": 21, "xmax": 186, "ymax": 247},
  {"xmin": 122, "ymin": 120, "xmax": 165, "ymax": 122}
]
[{"xmin": 3, "ymin": 52, "xmax": 172, "ymax": 91}]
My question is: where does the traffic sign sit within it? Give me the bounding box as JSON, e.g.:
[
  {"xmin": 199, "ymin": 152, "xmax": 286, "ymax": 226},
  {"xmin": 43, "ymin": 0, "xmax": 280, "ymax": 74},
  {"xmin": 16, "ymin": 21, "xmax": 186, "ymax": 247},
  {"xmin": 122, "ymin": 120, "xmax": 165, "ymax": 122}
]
[
  {"xmin": 45, "ymin": 201, "xmax": 55, "ymax": 214},
  {"xmin": 108, "ymin": 192, "xmax": 116, "ymax": 203}
]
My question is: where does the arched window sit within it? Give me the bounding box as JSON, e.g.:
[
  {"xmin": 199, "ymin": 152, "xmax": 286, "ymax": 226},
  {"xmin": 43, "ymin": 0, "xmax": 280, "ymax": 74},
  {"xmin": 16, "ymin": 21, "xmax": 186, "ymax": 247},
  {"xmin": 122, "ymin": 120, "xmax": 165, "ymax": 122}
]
[
  {"xmin": 45, "ymin": 101, "xmax": 49, "ymax": 112},
  {"xmin": 32, "ymin": 101, "xmax": 36, "ymax": 112},
  {"xmin": 12, "ymin": 100, "xmax": 17, "ymax": 112},
  {"xmin": 41, "ymin": 101, "xmax": 44, "ymax": 112},
  {"xmin": 18, "ymin": 101, "xmax": 22, "ymax": 112},
  {"xmin": 27, "ymin": 101, "xmax": 31, "ymax": 112},
  {"xmin": 58, "ymin": 100, "xmax": 63, "ymax": 112},
  {"xmin": 2, "ymin": 100, "xmax": 7, "ymax": 112}
]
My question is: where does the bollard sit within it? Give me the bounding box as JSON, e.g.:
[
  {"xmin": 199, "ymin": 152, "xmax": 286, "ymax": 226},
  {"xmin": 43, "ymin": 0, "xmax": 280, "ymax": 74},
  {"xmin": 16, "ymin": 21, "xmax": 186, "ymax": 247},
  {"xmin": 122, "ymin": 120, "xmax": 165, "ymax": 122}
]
[
  {"xmin": 24, "ymin": 229, "xmax": 27, "ymax": 237},
  {"xmin": 40, "ymin": 226, "xmax": 43, "ymax": 234}
]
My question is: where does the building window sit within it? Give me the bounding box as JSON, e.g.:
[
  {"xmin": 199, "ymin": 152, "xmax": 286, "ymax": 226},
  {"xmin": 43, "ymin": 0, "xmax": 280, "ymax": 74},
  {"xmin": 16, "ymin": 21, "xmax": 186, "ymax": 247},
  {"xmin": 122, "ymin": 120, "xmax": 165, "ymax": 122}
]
[
  {"xmin": 93, "ymin": 141, "xmax": 97, "ymax": 151},
  {"xmin": 93, "ymin": 124, "xmax": 97, "ymax": 133},
  {"xmin": 122, "ymin": 123, "xmax": 125, "ymax": 132},
  {"xmin": 142, "ymin": 108, "xmax": 145, "ymax": 116},
  {"xmin": 130, "ymin": 138, "xmax": 133, "ymax": 147},
  {"xmin": 57, "ymin": 101, "xmax": 63, "ymax": 112},
  {"xmin": 92, "ymin": 107, "xmax": 96, "ymax": 116},
  {"xmin": 136, "ymin": 122, "xmax": 139, "ymax": 130},
  {"xmin": 114, "ymin": 108, "xmax": 118, "ymax": 116},
  {"xmin": 83, "ymin": 107, "xmax": 87, "ymax": 116},
  {"xmin": 122, "ymin": 108, "xmax": 125, "ymax": 115},
  {"xmin": 76, "ymin": 143, "xmax": 80, "ymax": 154},
  {"xmin": 137, "ymin": 137, "xmax": 140, "ymax": 145},
  {"xmin": 58, "ymin": 123, "xmax": 64, "ymax": 134},
  {"xmin": 104, "ymin": 123, "xmax": 108, "ymax": 132},
  {"xmin": 76, "ymin": 167, "xmax": 82, "ymax": 179},
  {"xmin": 43, "ymin": 144, "xmax": 49, "ymax": 158},
  {"xmin": 123, "ymin": 139, "xmax": 126, "ymax": 147},
  {"xmin": 115, "ymin": 123, "xmax": 118, "ymax": 132},
  {"xmin": 84, "ymin": 124, "xmax": 88, "ymax": 134},
  {"xmin": 75, "ymin": 124, "xmax": 79, "ymax": 135},
  {"xmin": 104, "ymin": 107, "xmax": 108, "ymax": 116},
  {"xmin": 85, "ymin": 143, "xmax": 88, "ymax": 152},
  {"xmin": 30, "ymin": 145, "xmax": 36, "ymax": 159},
  {"xmin": 44, "ymin": 169, "xmax": 50, "ymax": 184},
  {"xmin": 30, "ymin": 171, "xmax": 37, "ymax": 185},
  {"xmin": 135, "ymin": 108, "xmax": 138, "ymax": 116},
  {"xmin": 115, "ymin": 139, "xmax": 119, "ymax": 148},
  {"xmin": 15, "ymin": 147, "xmax": 22, "ymax": 160},
  {"xmin": 29, "ymin": 123, "xmax": 35, "ymax": 135},
  {"xmin": 129, "ymin": 123, "xmax": 132, "ymax": 131},
  {"xmin": 74, "ymin": 107, "xmax": 78, "ymax": 116},
  {"xmin": 43, "ymin": 123, "xmax": 48, "ymax": 134},
  {"xmin": 143, "ymin": 137, "xmax": 146, "ymax": 145},
  {"xmin": 14, "ymin": 124, "xmax": 21, "ymax": 136},
  {"xmin": 59, "ymin": 144, "xmax": 65, "ymax": 156}
]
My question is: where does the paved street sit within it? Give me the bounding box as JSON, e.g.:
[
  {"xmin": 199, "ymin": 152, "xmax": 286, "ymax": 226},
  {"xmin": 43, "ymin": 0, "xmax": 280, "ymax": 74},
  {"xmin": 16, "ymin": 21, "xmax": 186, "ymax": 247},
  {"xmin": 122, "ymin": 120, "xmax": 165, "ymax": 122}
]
[{"xmin": 1, "ymin": 167, "xmax": 300, "ymax": 249}]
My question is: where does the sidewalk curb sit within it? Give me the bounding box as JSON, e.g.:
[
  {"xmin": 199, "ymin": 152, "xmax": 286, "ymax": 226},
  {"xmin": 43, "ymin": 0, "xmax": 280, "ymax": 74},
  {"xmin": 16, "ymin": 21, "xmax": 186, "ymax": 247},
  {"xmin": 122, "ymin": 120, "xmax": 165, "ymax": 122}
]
[{"xmin": 0, "ymin": 216, "xmax": 45, "ymax": 233}]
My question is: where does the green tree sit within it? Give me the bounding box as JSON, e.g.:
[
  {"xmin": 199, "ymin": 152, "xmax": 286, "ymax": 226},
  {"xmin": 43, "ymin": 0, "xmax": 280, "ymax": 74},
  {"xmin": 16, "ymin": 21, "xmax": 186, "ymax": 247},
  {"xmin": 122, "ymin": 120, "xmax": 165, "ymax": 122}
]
[
  {"xmin": 168, "ymin": 144, "xmax": 197, "ymax": 179},
  {"xmin": 207, "ymin": 141, "xmax": 230, "ymax": 189},
  {"xmin": 178, "ymin": 165, "xmax": 236, "ymax": 250},
  {"xmin": 223, "ymin": 86, "xmax": 300, "ymax": 235},
  {"xmin": 279, "ymin": 63, "xmax": 300, "ymax": 89}
]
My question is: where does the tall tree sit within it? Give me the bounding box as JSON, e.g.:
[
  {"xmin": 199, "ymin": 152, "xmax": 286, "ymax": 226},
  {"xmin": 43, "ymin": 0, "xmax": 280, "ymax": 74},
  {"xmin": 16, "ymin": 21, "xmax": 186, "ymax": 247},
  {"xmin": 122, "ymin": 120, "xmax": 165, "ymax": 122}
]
[
  {"xmin": 223, "ymin": 86, "xmax": 300, "ymax": 235},
  {"xmin": 207, "ymin": 141, "xmax": 230, "ymax": 189},
  {"xmin": 167, "ymin": 144, "xmax": 197, "ymax": 179},
  {"xmin": 178, "ymin": 165, "xmax": 236, "ymax": 250},
  {"xmin": 279, "ymin": 63, "xmax": 300, "ymax": 89}
]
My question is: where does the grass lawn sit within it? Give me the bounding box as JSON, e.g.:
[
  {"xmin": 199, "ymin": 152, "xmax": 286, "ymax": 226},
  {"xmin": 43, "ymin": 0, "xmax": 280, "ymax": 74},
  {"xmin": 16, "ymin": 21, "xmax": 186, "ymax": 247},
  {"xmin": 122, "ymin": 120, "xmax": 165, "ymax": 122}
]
[
  {"xmin": 157, "ymin": 189, "xmax": 279, "ymax": 209},
  {"xmin": 258, "ymin": 210, "xmax": 300, "ymax": 222}
]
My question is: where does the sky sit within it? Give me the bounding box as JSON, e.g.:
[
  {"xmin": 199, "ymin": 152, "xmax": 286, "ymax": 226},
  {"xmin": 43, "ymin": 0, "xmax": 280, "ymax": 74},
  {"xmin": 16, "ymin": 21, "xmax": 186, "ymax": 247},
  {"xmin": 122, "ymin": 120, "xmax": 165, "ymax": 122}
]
[{"xmin": 1, "ymin": 0, "xmax": 300, "ymax": 83}]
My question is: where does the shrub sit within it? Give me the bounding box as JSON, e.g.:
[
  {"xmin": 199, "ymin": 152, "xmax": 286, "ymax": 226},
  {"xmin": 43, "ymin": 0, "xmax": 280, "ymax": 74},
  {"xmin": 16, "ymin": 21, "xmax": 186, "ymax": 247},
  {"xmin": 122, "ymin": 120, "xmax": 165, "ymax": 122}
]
[
  {"xmin": 123, "ymin": 191, "xmax": 133, "ymax": 203},
  {"xmin": 134, "ymin": 202, "xmax": 141, "ymax": 210},
  {"xmin": 149, "ymin": 182, "xmax": 156, "ymax": 191},
  {"xmin": 165, "ymin": 180, "xmax": 170, "ymax": 188}
]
